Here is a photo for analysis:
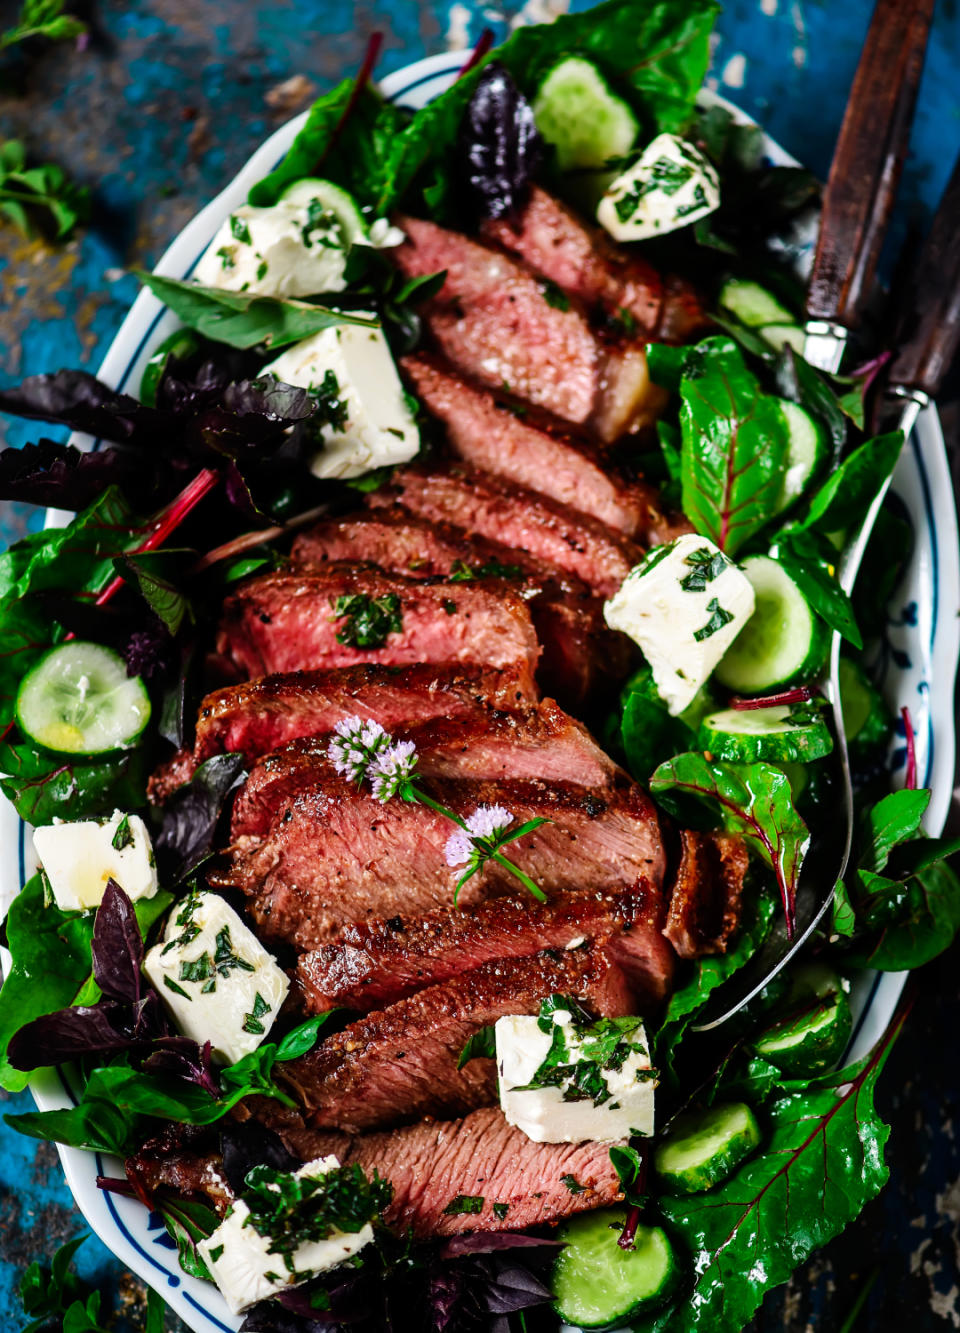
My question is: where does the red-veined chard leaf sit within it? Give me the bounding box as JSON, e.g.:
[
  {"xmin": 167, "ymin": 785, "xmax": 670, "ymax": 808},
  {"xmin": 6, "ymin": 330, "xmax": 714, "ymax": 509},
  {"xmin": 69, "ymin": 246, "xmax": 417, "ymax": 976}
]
[
  {"xmin": 650, "ymin": 753, "xmax": 810, "ymax": 934},
  {"xmin": 678, "ymin": 336, "xmax": 790, "ymax": 555},
  {"xmin": 634, "ymin": 1009, "xmax": 905, "ymax": 1332}
]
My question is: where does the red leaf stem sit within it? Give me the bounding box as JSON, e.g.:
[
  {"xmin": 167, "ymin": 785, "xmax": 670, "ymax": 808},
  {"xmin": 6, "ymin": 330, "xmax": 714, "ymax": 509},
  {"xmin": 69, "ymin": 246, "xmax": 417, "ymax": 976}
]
[
  {"xmin": 323, "ymin": 31, "xmax": 384, "ymax": 165},
  {"xmin": 457, "ymin": 27, "xmax": 494, "ymax": 79},
  {"xmin": 901, "ymin": 706, "xmax": 917, "ymax": 790},
  {"xmin": 730, "ymin": 687, "xmax": 813, "ymax": 710},
  {"xmin": 618, "ymin": 1205, "xmax": 641, "ymax": 1251}
]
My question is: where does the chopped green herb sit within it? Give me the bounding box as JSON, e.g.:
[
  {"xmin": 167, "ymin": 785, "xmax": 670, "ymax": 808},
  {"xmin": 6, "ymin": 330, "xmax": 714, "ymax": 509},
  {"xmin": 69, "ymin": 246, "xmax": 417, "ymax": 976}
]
[
  {"xmin": 176, "ymin": 925, "xmax": 255, "ymax": 995},
  {"xmin": 442, "ymin": 599, "xmax": 456, "ymax": 615},
  {"xmin": 208, "ymin": 1244, "xmax": 224, "ymax": 1264},
  {"xmin": 676, "ymin": 182, "xmax": 709, "ymax": 218},
  {"xmin": 449, "ymin": 559, "xmax": 524, "ymax": 582},
  {"xmin": 161, "ymin": 893, "xmax": 202, "ymax": 955},
  {"xmin": 310, "ymin": 368, "xmax": 349, "ymax": 433},
  {"xmin": 443, "ymin": 1195, "xmax": 485, "ymax": 1216},
  {"xmin": 693, "ymin": 597, "xmax": 735, "ymax": 642},
  {"xmin": 457, "ymin": 1025, "xmax": 497, "ymax": 1069},
  {"xmin": 301, "ymin": 199, "xmax": 343, "ymax": 251},
  {"xmin": 679, "ymin": 547, "xmax": 729, "ymax": 592},
  {"xmin": 541, "ymin": 279, "xmax": 570, "ymax": 311},
  {"xmin": 163, "ymin": 975, "xmax": 192, "ymax": 1001},
  {"xmin": 332, "ymin": 592, "xmax": 403, "ymax": 649},
  {"xmin": 492, "ymin": 1202, "xmax": 510, "ymax": 1220},
  {"xmin": 512, "ymin": 996, "xmax": 654, "ymax": 1107},
  {"xmin": 111, "ymin": 814, "xmax": 133, "ymax": 851},
  {"xmin": 243, "ymin": 992, "xmax": 272, "ymax": 1036},
  {"xmin": 229, "ymin": 215, "xmax": 252, "ymax": 245},
  {"xmin": 561, "ymin": 1175, "xmax": 586, "ymax": 1194},
  {"xmin": 256, "ymin": 259, "xmax": 268, "ymax": 281},
  {"xmin": 217, "ymin": 246, "xmax": 236, "ymax": 270}
]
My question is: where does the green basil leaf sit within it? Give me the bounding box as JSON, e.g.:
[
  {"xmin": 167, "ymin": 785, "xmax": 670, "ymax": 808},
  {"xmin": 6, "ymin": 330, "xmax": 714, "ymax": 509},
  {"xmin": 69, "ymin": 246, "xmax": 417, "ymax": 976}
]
[
  {"xmin": 0, "ymin": 739, "xmax": 149, "ymax": 825},
  {"xmin": 275, "ymin": 1010, "xmax": 341, "ymax": 1062},
  {"xmin": 851, "ymin": 859, "xmax": 960, "ymax": 971},
  {"xmin": 859, "ymin": 788, "xmax": 931, "ymax": 873},
  {"xmin": 136, "ymin": 272, "xmax": 377, "ymax": 351},
  {"xmin": 457, "ymin": 1025, "xmax": 497, "ymax": 1069},
  {"xmin": 787, "ymin": 431, "xmax": 904, "ymax": 538},
  {"xmin": 777, "ymin": 532, "xmax": 862, "ymax": 648}
]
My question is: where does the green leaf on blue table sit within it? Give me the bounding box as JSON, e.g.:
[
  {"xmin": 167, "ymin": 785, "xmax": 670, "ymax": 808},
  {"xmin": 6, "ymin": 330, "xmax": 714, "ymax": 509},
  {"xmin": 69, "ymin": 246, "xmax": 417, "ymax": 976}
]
[
  {"xmin": 18, "ymin": 1234, "xmax": 111, "ymax": 1333},
  {"xmin": 145, "ymin": 1287, "xmax": 169, "ymax": 1333},
  {"xmin": 1, "ymin": 2, "xmax": 86, "ymax": 52},
  {"xmin": 136, "ymin": 272, "xmax": 377, "ymax": 351},
  {"xmin": 634, "ymin": 1015, "xmax": 903, "ymax": 1332},
  {"xmin": 787, "ymin": 431, "xmax": 904, "ymax": 538},
  {"xmin": 678, "ymin": 337, "xmax": 790, "ymax": 555},
  {"xmin": 651, "ymin": 753, "xmax": 810, "ymax": 930},
  {"xmin": 0, "ymin": 138, "xmax": 89, "ymax": 241}
]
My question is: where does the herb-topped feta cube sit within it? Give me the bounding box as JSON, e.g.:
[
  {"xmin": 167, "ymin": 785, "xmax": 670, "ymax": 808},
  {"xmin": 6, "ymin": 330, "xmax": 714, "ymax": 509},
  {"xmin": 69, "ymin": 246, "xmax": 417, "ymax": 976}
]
[
  {"xmin": 194, "ymin": 179, "xmax": 403, "ymax": 300},
  {"xmin": 496, "ymin": 997, "xmax": 657, "ymax": 1143},
  {"xmin": 597, "ymin": 133, "xmax": 719, "ymax": 243},
  {"xmin": 32, "ymin": 810, "xmax": 158, "ymax": 913},
  {"xmin": 198, "ymin": 1155, "xmax": 387, "ymax": 1315},
  {"xmin": 603, "ymin": 534, "xmax": 755, "ymax": 715},
  {"xmin": 263, "ymin": 323, "xmax": 419, "ymax": 479},
  {"xmin": 143, "ymin": 891, "xmax": 289, "ymax": 1065}
]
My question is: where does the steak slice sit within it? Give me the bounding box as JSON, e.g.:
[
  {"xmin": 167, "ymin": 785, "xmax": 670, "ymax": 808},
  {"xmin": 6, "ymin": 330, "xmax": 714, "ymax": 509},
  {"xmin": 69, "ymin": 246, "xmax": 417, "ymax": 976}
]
[
  {"xmin": 393, "ymin": 214, "xmax": 600, "ymax": 423},
  {"xmin": 230, "ymin": 702, "xmax": 619, "ymax": 836},
  {"xmin": 290, "ymin": 507, "xmax": 609, "ymax": 705},
  {"xmin": 278, "ymin": 945, "xmax": 633, "ymax": 1132},
  {"xmin": 215, "ymin": 774, "xmax": 666, "ymax": 952},
  {"xmin": 482, "ymin": 185, "xmax": 709, "ymax": 343},
  {"xmin": 664, "ymin": 830, "xmax": 749, "ymax": 958},
  {"xmin": 375, "ymin": 463, "xmax": 639, "ymax": 598},
  {"xmin": 148, "ymin": 662, "xmax": 535, "ymax": 803},
  {"xmin": 296, "ymin": 882, "xmax": 673, "ymax": 1015},
  {"xmin": 401, "ymin": 353, "xmax": 657, "ymax": 536},
  {"xmin": 282, "ymin": 1106, "xmax": 624, "ymax": 1237},
  {"xmin": 216, "ymin": 564, "xmax": 540, "ymax": 682}
]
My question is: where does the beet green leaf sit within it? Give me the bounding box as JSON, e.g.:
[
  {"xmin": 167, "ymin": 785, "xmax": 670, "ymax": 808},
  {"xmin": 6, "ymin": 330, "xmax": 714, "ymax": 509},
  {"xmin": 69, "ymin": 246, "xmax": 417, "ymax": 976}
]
[{"xmin": 678, "ymin": 337, "xmax": 790, "ymax": 555}]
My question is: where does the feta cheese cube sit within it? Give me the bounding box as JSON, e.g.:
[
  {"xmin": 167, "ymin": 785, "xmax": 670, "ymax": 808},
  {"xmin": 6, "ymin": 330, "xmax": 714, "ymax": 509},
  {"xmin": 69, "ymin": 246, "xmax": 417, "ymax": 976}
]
[
  {"xmin": 496, "ymin": 1010, "xmax": 656, "ymax": 1143},
  {"xmin": 264, "ymin": 323, "xmax": 419, "ymax": 479},
  {"xmin": 597, "ymin": 133, "xmax": 720, "ymax": 243},
  {"xmin": 33, "ymin": 810, "xmax": 158, "ymax": 913},
  {"xmin": 604, "ymin": 534, "xmax": 755, "ymax": 714},
  {"xmin": 198, "ymin": 1156, "xmax": 373, "ymax": 1315},
  {"xmin": 143, "ymin": 891, "xmax": 289, "ymax": 1065}
]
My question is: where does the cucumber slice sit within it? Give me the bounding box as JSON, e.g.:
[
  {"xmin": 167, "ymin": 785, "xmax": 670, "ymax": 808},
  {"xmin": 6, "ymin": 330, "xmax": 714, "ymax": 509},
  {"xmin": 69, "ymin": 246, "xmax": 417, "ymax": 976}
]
[
  {"xmin": 17, "ymin": 642, "xmax": 151, "ymax": 756},
  {"xmin": 698, "ymin": 702, "xmax": 834, "ymax": 764},
  {"xmin": 838, "ymin": 657, "xmax": 892, "ymax": 752},
  {"xmin": 551, "ymin": 1210, "xmax": 681, "ymax": 1329},
  {"xmin": 719, "ymin": 279, "xmax": 794, "ymax": 328},
  {"xmin": 715, "ymin": 555, "xmax": 829, "ymax": 693},
  {"xmin": 655, "ymin": 1102, "xmax": 761, "ymax": 1195},
  {"xmin": 752, "ymin": 981, "xmax": 852, "ymax": 1076},
  {"xmin": 775, "ymin": 400, "xmax": 828, "ymax": 513},
  {"xmin": 279, "ymin": 178, "xmax": 369, "ymax": 245},
  {"xmin": 760, "ymin": 324, "xmax": 805, "ymax": 353},
  {"xmin": 533, "ymin": 57, "xmax": 638, "ymax": 171},
  {"xmin": 139, "ymin": 328, "xmax": 202, "ymax": 408}
]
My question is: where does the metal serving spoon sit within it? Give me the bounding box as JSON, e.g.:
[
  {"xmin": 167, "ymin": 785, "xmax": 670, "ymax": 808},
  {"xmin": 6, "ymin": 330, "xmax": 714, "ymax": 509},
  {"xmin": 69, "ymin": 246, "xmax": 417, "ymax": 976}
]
[{"xmin": 696, "ymin": 0, "xmax": 947, "ymax": 1030}]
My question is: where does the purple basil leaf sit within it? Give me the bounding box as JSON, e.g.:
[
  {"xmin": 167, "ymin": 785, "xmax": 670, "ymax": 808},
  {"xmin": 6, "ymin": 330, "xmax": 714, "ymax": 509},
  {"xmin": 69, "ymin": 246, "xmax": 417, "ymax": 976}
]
[
  {"xmin": 92, "ymin": 880, "xmax": 144, "ymax": 1004},
  {"xmin": 123, "ymin": 614, "xmax": 178, "ymax": 683},
  {"xmin": 428, "ymin": 1266, "xmax": 465, "ymax": 1332},
  {"xmin": 143, "ymin": 1037, "xmax": 220, "ymax": 1097},
  {"xmin": 154, "ymin": 751, "xmax": 247, "ymax": 882},
  {"xmin": 438, "ymin": 1232, "xmax": 562, "ymax": 1259},
  {"xmin": 458, "ymin": 63, "xmax": 542, "ymax": 221},
  {"xmin": 221, "ymin": 1122, "xmax": 299, "ymax": 1195},
  {"xmin": 6, "ymin": 1001, "xmax": 141, "ymax": 1069},
  {"xmin": 0, "ymin": 439, "xmax": 162, "ymax": 511},
  {"xmin": 0, "ymin": 370, "xmax": 164, "ymax": 443},
  {"xmin": 479, "ymin": 1262, "xmax": 553, "ymax": 1314}
]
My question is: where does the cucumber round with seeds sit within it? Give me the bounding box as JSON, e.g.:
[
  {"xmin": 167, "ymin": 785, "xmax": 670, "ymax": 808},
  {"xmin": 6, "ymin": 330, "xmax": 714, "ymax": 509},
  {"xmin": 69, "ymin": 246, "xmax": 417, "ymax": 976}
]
[
  {"xmin": 698, "ymin": 702, "xmax": 834, "ymax": 764},
  {"xmin": 279, "ymin": 178, "xmax": 370, "ymax": 245},
  {"xmin": 655, "ymin": 1102, "xmax": 761, "ymax": 1195},
  {"xmin": 551, "ymin": 1210, "xmax": 681, "ymax": 1329},
  {"xmin": 715, "ymin": 555, "xmax": 829, "ymax": 693},
  {"xmin": 774, "ymin": 400, "xmax": 829, "ymax": 513},
  {"xmin": 751, "ymin": 982, "xmax": 852, "ymax": 1077},
  {"xmin": 16, "ymin": 642, "xmax": 151, "ymax": 755},
  {"xmin": 532, "ymin": 57, "xmax": 638, "ymax": 172},
  {"xmin": 838, "ymin": 656, "xmax": 893, "ymax": 753}
]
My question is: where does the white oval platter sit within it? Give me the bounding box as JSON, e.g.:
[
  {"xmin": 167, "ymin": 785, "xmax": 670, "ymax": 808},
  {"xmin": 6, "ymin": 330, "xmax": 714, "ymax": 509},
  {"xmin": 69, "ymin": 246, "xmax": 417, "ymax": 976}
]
[{"xmin": 0, "ymin": 48, "xmax": 957, "ymax": 1333}]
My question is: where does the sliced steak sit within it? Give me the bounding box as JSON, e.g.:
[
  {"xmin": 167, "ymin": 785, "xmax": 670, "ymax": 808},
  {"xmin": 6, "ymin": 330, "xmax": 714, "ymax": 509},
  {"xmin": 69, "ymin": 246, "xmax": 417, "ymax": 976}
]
[
  {"xmin": 216, "ymin": 564, "xmax": 540, "ymax": 682},
  {"xmin": 401, "ymin": 353, "xmax": 657, "ymax": 535},
  {"xmin": 393, "ymin": 214, "xmax": 600, "ymax": 424},
  {"xmin": 664, "ymin": 830, "xmax": 749, "ymax": 958},
  {"xmin": 375, "ymin": 463, "xmax": 639, "ymax": 598},
  {"xmin": 282, "ymin": 1106, "xmax": 624, "ymax": 1237},
  {"xmin": 230, "ymin": 703, "xmax": 617, "ymax": 837},
  {"xmin": 290, "ymin": 507, "xmax": 609, "ymax": 705},
  {"xmin": 296, "ymin": 881, "xmax": 673, "ymax": 1015},
  {"xmin": 148, "ymin": 662, "xmax": 534, "ymax": 803},
  {"xmin": 215, "ymin": 774, "xmax": 666, "ymax": 952},
  {"xmin": 279, "ymin": 945, "xmax": 633, "ymax": 1131},
  {"xmin": 482, "ymin": 185, "xmax": 709, "ymax": 343}
]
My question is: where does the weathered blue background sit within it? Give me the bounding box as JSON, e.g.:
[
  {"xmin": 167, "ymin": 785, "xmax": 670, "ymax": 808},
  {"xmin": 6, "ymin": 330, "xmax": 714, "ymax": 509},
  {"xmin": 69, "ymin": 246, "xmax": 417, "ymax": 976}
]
[{"xmin": 1, "ymin": 1, "xmax": 960, "ymax": 1328}]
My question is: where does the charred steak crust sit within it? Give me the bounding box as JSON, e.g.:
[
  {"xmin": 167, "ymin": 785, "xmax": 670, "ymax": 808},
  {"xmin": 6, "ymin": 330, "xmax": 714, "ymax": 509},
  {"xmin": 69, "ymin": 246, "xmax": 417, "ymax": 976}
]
[
  {"xmin": 216, "ymin": 564, "xmax": 541, "ymax": 681},
  {"xmin": 372, "ymin": 462, "xmax": 640, "ymax": 598},
  {"xmin": 664, "ymin": 829, "xmax": 750, "ymax": 958},
  {"xmin": 148, "ymin": 662, "xmax": 537, "ymax": 803},
  {"xmin": 278, "ymin": 944, "xmax": 633, "ymax": 1132},
  {"xmin": 295, "ymin": 882, "xmax": 672, "ymax": 1015},
  {"xmin": 281, "ymin": 1106, "xmax": 625, "ymax": 1237}
]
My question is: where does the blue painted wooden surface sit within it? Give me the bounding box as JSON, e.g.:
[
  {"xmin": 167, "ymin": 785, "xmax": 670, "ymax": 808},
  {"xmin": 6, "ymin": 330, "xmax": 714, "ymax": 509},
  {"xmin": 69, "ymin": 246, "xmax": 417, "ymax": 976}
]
[{"xmin": 1, "ymin": 2, "xmax": 959, "ymax": 1328}]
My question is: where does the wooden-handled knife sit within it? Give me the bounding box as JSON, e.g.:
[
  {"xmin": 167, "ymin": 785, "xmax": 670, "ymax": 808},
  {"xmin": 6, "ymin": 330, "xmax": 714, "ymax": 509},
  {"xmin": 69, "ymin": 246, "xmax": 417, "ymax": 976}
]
[{"xmin": 804, "ymin": 0, "xmax": 936, "ymax": 375}]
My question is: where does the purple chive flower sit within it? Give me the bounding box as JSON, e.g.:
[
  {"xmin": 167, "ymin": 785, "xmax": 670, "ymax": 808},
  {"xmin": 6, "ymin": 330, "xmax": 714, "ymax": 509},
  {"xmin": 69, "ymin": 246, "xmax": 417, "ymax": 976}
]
[
  {"xmin": 327, "ymin": 715, "xmax": 391, "ymax": 783},
  {"xmin": 444, "ymin": 804, "xmax": 514, "ymax": 867},
  {"xmin": 368, "ymin": 740, "xmax": 419, "ymax": 802}
]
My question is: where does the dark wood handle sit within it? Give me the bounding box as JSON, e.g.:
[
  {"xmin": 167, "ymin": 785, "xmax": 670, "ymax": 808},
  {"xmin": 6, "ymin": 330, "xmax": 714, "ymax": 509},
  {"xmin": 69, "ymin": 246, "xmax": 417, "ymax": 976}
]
[
  {"xmin": 806, "ymin": 0, "xmax": 935, "ymax": 328},
  {"xmin": 887, "ymin": 150, "xmax": 960, "ymax": 398}
]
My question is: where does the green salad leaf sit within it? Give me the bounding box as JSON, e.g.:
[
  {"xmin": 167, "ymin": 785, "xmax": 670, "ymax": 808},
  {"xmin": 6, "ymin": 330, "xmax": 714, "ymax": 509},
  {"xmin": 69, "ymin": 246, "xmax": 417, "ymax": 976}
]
[
  {"xmin": 786, "ymin": 431, "xmax": 904, "ymax": 538},
  {"xmin": 635, "ymin": 1013, "xmax": 903, "ymax": 1332},
  {"xmin": 678, "ymin": 337, "xmax": 790, "ymax": 555},
  {"xmin": 0, "ymin": 737, "xmax": 150, "ymax": 825},
  {"xmin": 651, "ymin": 753, "xmax": 810, "ymax": 931},
  {"xmin": 18, "ymin": 1234, "xmax": 109, "ymax": 1333},
  {"xmin": 136, "ymin": 272, "xmax": 376, "ymax": 351},
  {"xmin": 776, "ymin": 529, "xmax": 862, "ymax": 648},
  {"xmin": 1, "ymin": 0, "xmax": 85, "ymax": 51},
  {"xmin": 0, "ymin": 139, "xmax": 89, "ymax": 242}
]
